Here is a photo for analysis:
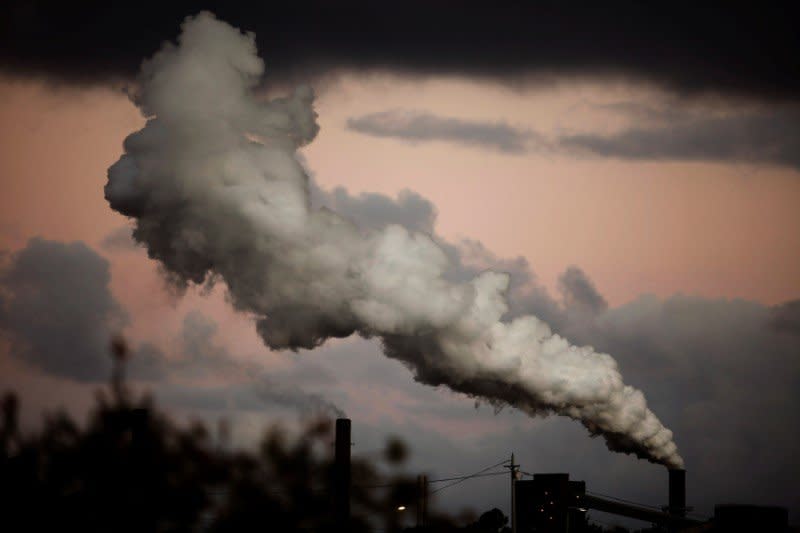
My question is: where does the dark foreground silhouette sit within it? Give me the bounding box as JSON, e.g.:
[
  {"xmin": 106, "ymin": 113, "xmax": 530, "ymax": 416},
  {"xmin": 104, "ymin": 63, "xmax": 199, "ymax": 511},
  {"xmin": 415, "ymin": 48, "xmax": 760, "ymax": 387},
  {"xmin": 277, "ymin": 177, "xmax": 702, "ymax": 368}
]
[{"xmin": 0, "ymin": 342, "xmax": 522, "ymax": 533}]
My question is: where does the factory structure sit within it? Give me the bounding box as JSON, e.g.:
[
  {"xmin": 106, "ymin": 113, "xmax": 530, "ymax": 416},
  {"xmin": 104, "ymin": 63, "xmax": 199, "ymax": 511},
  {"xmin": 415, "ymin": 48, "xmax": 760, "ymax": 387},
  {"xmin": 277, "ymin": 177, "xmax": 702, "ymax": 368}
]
[
  {"xmin": 513, "ymin": 469, "xmax": 695, "ymax": 531},
  {"xmin": 333, "ymin": 418, "xmax": 792, "ymax": 533},
  {"xmin": 512, "ymin": 469, "xmax": 789, "ymax": 532}
]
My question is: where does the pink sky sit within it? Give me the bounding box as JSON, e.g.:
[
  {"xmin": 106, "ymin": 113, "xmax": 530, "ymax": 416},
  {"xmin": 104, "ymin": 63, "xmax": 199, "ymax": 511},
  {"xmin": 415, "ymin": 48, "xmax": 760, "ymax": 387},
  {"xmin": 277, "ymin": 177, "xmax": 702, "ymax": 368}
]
[{"xmin": 2, "ymin": 75, "xmax": 799, "ymax": 311}]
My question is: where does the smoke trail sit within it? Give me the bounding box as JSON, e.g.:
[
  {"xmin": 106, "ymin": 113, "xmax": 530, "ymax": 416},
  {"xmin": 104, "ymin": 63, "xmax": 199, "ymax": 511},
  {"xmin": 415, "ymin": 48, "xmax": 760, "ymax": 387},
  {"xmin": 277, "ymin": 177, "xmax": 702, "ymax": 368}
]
[
  {"xmin": 105, "ymin": 12, "xmax": 682, "ymax": 468},
  {"xmin": 254, "ymin": 378, "xmax": 345, "ymax": 419}
]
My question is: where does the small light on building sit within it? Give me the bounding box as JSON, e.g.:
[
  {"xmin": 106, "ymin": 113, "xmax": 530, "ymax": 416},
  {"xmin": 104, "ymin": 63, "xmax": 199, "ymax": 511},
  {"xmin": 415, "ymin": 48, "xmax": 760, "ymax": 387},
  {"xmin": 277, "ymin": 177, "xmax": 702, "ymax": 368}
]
[{"xmin": 397, "ymin": 506, "xmax": 406, "ymax": 512}]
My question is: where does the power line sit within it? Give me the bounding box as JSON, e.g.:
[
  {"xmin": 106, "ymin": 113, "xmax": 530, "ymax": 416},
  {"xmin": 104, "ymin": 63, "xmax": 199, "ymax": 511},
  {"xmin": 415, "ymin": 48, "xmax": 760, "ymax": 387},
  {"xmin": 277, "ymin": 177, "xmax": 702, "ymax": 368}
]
[
  {"xmin": 356, "ymin": 470, "xmax": 508, "ymax": 490},
  {"xmin": 429, "ymin": 471, "xmax": 507, "ymax": 484},
  {"xmin": 430, "ymin": 458, "xmax": 510, "ymax": 495},
  {"xmin": 355, "ymin": 461, "xmax": 510, "ymax": 490}
]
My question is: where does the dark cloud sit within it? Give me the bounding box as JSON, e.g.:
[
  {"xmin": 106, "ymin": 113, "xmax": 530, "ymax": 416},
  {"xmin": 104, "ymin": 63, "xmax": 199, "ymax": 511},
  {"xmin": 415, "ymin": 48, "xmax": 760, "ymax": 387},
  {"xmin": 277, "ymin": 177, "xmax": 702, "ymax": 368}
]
[
  {"xmin": 768, "ymin": 299, "xmax": 800, "ymax": 335},
  {"xmin": 173, "ymin": 311, "xmax": 253, "ymax": 379},
  {"xmin": 153, "ymin": 310, "xmax": 346, "ymax": 417},
  {"xmin": 129, "ymin": 342, "xmax": 168, "ymax": 381},
  {"xmin": 0, "ymin": 240, "xmax": 244, "ymax": 386},
  {"xmin": 348, "ymin": 105, "xmax": 800, "ymax": 172},
  {"xmin": 0, "ymin": 238, "xmax": 166, "ymax": 382},
  {"xmin": 1, "ymin": 3, "xmax": 798, "ymax": 102},
  {"xmin": 560, "ymin": 108, "xmax": 800, "ymax": 170},
  {"xmin": 0, "ymin": 250, "xmax": 347, "ymax": 411},
  {"xmin": 0, "ymin": 238, "xmax": 126, "ymax": 381},
  {"xmin": 347, "ymin": 110, "xmax": 537, "ymax": 154},
  {"xmin": 558, "ymin": 266, "xmax": 608, "ymax": 314},
  {"xmin": 155, "ymin": 378, "xmax": 344, "ymax": 418},
  {"xmin": 154, "ymin": 383, "xmax": 266, "ymax": 412},
  {"xmin": 253, "ymin": 377, "xmax": 345, "ymax": 417}
]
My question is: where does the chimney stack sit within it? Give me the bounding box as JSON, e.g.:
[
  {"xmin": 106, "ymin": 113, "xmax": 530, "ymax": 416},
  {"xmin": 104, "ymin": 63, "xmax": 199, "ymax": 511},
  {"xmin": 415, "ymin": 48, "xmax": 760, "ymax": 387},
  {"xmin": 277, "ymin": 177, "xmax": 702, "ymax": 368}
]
[
  {"xmin": 334, "ymin": 418, "xmax": 351, "ymax": 527},
  {"xmin": 668, "ymin": 468, "xmax": 686, "ymax": 518}
]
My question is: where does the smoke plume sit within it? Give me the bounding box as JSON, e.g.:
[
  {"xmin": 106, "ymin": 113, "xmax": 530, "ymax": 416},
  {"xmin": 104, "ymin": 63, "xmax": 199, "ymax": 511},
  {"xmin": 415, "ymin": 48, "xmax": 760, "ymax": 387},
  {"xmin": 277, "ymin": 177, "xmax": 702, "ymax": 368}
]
[{"xmin": 105, "ymin": 12, "xmax": 682, "ymax": 467}]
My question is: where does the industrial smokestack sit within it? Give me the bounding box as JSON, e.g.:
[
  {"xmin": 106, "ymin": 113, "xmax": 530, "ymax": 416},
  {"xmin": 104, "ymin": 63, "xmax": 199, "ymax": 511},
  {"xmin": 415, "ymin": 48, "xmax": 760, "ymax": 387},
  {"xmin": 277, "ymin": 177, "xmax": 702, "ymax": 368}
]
[
  {"xmin": 334, "ymin": 418, "xmax": 351, "ymax": 526},
  {"xmin": 668, "ymin": 468, "xmax": 686, "ymax": 518}
]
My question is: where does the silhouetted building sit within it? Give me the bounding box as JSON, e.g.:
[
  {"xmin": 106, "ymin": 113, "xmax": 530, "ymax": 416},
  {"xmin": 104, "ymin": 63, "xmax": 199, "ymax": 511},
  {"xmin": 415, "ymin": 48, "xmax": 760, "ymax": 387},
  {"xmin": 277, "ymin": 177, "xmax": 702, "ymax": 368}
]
[
  {"xmin": 516, "ymin": 473, "xmax": 587, "ymax": 532},
  {"xmin": 712, "ymin": 504, "xmax": 788, "ymax": 532}
]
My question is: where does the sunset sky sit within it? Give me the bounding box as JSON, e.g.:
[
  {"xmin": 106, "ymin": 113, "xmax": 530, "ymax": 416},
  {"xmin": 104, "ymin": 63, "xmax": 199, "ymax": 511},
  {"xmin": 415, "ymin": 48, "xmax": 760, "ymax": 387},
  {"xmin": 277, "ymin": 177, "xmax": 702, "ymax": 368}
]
[{"xmin": 1, "ymin": 3, "xmax": 798, "ymax": 527}]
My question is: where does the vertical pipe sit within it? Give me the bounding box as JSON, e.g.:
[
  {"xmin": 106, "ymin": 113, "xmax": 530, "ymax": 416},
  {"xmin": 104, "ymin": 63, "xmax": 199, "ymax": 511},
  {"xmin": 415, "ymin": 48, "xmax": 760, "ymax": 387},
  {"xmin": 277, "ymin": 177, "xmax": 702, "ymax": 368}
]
[{"xmin": 334, "ymin": 418, "xmax": 351, "ymax": 527}]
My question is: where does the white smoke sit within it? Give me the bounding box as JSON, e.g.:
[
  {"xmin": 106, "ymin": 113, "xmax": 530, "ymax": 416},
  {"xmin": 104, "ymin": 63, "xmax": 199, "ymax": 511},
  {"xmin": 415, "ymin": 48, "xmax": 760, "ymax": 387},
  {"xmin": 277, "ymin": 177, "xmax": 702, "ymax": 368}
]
[{"xmin": 105, "ymin": 12, "xmax": 683, "ymax": 468}]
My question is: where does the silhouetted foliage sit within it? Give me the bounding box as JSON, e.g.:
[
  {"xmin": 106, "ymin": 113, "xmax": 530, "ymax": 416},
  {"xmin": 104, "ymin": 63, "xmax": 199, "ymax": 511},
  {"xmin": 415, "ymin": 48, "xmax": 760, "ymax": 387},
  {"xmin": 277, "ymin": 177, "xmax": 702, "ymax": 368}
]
[
  {"xmin": 384, "ymin": 436, "xmax": 409, "ymax": 466},
  {"xmin": 0, "ymin": 340, "xmax": 511, "ymax": 532},
  {"xmin": 462, "ymin": 508, "xmax": 511, "ymax": 533}
]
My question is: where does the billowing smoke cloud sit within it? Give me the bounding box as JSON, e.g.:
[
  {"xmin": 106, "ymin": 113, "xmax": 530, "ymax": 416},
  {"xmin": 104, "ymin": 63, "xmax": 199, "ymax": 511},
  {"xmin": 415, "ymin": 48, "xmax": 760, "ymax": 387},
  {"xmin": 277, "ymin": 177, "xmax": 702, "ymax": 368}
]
[
  {"xmin": 308, "ymin": 177, "xmax": 437, "ymax": 235},
  {"xmin": 307, "ymin": 175, "xmax": 567, "ymax": 329},
  {"xmin": 105, "ymin": 12, "xmax": 683, "ymax": 467}
]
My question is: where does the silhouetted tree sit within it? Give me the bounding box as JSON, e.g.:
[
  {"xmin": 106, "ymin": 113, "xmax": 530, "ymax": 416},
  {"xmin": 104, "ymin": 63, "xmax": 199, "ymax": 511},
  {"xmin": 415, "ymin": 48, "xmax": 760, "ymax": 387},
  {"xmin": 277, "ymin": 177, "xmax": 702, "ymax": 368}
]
[{"xmin": 0, "ymin": 339, "xmax": 512, "ymax": 532}]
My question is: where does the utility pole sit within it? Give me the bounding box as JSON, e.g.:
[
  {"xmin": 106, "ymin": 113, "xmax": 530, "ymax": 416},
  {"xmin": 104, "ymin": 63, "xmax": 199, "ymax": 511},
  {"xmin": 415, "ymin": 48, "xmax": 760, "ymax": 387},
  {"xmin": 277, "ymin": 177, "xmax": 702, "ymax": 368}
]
[
  {"xmin": 416, "ymin": 474, "xmax": 428, "ymax": 528},
  {"xmin": 505, "ymin": 453, "xmax": 519, "ymax": 533}
]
